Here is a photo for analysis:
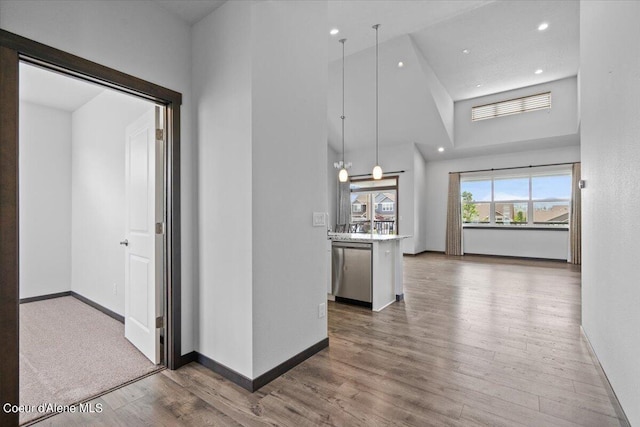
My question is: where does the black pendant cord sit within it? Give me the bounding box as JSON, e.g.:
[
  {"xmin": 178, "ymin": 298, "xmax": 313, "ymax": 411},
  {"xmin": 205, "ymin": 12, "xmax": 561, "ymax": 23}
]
[
  {"xmin": 340, "ymin": 38, "xmax": 346, "ymax": 166},
  {"xmin": 374, "ymin": 24, "xmax": 379, "ymax": 166}
]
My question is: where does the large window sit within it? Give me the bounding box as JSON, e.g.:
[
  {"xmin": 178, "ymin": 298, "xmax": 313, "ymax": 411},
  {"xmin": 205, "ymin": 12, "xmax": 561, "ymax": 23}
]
[{"xmin": 461, "ymin": 167, "xmax": 571, "ymax": 227}]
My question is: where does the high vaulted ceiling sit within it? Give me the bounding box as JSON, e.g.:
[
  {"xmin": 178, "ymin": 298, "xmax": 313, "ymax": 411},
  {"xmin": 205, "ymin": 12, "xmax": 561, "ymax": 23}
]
[
  {"xmin": 326, "ymin": 0, "xmax": 580, "ymax": 160},
  {"xmin": 409, "ymin": 0, "xmax": 579, "ymax": 101},
  {"xmin": 327, "ymin": 1, "xmax": 579, "ymax": 101},
  {"xmin": 20, "ymin": 1, "xmax": 580, "ymax": 162},
  {"xmin": 327, "ymin": 0, "xmax": 491, "ymax": 63}
]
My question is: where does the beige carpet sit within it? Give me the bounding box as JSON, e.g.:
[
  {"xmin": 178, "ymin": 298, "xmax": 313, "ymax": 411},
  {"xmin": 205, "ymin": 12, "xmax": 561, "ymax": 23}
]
[{"xmin": 19, "ymin": 296, "xmax": 159, "ymax": 424}]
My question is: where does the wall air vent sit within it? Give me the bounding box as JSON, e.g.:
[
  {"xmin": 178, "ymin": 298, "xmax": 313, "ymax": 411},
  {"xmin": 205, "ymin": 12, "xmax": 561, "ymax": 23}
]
[{"xmin": 472, "ymin": 92, "xmax": 551, "ymax": 121}]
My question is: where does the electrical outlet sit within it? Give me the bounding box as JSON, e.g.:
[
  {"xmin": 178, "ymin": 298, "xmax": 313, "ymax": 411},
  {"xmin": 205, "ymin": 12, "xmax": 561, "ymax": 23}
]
[
  {"xmin": 318, "ymin": 302, "xmax": 326, "ymax": 318},
  {"xmin": 113, "ymin": 283, "xmax": 117, "ymax": 295}
]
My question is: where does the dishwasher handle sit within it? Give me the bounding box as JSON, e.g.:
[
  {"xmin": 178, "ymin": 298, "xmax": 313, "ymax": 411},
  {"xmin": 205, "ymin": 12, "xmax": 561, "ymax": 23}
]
[{"xmin": 332, "ymin": 242, "xmax": 372, "ymax": 250}]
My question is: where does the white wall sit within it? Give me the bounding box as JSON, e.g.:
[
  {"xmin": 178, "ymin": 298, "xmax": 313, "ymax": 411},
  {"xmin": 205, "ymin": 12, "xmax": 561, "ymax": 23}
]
[
  {"xmin": 413, "ymin": 145, "xmax": 428, "ymax": 253},
  {"xmin": 328, "ymin": 34, "xmax": 451, "ymax": 156},
  {"xmin": 0, "ymin": 0, "xmax": 196, "ymax": 354},
  {"xmin": 192, "ymin": 0, "xmax": 254, "ymax": 377},
  {"xmin": 455, "ymin": 77, "xmax": 579, "ymax": 149},
  {"xmin": 342, "ymin": 142, "xmax": 417, "ymax": 253},
  {"xmin": 250, "ymin": 0, "xmax": 328, "ymax": 378},
  {"xmin": 193, "ymin": 0, "xmax": 328, "ymax": 379},
  {"xmin": 463, "ymin": 228, "xmax": 568, "ymax": 260},
  {"xmin": 19, "ymin": 102, "xmax": 72, "ymax": 299},
  {"xmin": 580, "ymin": 1, "xmax": 640, "ymax": 424},
  {"xmin": 424, "ymin": 145, "xmax": 580, "ymax": 255},
  {"xmin": 71, "ymin": 91, "xmax": 153, "ymax": 316}
]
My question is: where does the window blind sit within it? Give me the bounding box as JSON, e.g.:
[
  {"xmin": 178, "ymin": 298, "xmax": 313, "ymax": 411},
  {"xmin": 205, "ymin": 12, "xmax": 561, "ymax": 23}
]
[{"xmin": 472, "ymin": 92, "xmax": 551, "ymax": 121}]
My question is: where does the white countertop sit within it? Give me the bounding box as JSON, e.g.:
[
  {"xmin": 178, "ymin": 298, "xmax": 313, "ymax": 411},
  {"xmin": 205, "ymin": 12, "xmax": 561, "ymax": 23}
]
[{"xmin": 328, "ymin": 232, "xmax": 411, "ymax": 242}]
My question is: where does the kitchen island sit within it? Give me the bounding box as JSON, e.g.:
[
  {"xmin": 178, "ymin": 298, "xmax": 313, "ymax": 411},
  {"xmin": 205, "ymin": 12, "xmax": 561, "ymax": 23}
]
[{"xmin": 328, "ymin": 233, "xmax": 409, "ymax": 311}]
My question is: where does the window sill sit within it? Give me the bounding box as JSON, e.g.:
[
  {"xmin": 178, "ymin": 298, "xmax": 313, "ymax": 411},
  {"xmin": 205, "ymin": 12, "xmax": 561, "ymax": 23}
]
[{"xmin": 463, "ymin": 225, "xmax": 569, "ymax": 231}]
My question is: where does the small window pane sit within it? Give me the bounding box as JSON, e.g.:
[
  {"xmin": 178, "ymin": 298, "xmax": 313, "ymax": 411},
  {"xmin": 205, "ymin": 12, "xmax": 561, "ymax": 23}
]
[
  {"xmin": 461, "ymin": 180, "xmax": 491, "ymax": 202},
  {"xmin": 533, "ymin": 202, "xmax": 569, "ymax": 224},
  {"xmin": 350, "ymin": 194, "xmax": 369, "ymax": 224},
  {"xmin": 462, "ymin": 202, "xmax": 490, "ymax": 223},
  {"xmin": 532, "ymin": 174, "xmax": 571, "ymax": 200},
  {"xmin": 373, "ymin": 192, "xmax": 396, "ymax": 234},
  {"xmin": 494, "ymin": 178, "xmax": 529, "ymax": 201},
  {"xmin": 495, "ymin": 203, "xmax": 527, "ymax": 224}
]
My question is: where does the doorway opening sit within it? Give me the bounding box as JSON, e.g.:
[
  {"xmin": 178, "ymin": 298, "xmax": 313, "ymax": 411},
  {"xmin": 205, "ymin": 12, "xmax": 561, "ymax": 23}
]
[
  {"xmin": 0, "ymin": 28, "xmax": 183, "ymax": 427},
  {"xmin": 17, "ymin": 61, "xmax": 166, "ymax": 424}
]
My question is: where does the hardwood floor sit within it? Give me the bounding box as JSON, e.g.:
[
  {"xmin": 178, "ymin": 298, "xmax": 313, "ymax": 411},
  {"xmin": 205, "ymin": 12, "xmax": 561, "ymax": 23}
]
[{"xmin": 33, "ymin": 253, "xmax": 626, "ymax": 427}]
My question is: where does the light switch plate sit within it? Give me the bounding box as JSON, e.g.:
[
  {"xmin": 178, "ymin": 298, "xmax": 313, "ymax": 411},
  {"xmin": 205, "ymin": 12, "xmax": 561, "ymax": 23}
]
[{"xmin": 313, "ymin": 212, "xmax": 326, "ymax": 227}]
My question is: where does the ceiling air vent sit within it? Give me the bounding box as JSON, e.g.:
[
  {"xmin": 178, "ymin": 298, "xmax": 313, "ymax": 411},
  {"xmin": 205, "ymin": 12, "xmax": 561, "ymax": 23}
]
[{"xmin": 472, "ymin": 92, "xmax": 551, "ymax": 121}]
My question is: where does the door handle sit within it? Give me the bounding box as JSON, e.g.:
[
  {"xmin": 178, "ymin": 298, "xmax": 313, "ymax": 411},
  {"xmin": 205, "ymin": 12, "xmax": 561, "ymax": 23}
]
[{"xmin": 120, "ymin": 239, "xmax": 129, "ymax": 246}]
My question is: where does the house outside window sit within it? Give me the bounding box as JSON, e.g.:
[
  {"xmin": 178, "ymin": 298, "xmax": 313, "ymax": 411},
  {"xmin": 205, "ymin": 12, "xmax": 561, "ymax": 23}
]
[{"xmin": 349, "ymin": 177, "xmax": 399, "ymax": 234}]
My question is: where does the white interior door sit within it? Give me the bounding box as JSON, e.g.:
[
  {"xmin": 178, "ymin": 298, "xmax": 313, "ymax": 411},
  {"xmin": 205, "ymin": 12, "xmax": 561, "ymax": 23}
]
[{"xmin": 124, "ymin": 107, "xmax": 163, "ymax": 364}]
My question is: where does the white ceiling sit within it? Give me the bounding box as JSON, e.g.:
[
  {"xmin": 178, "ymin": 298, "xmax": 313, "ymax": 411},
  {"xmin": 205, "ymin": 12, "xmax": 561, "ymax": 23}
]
[
  {"xmin": 326, "ymin": 0, "xmax": 580, "ymax": 159},
  {"xmin": 150, "ymin": 0, "xmax": 579, "ymax": 104},
  {"xmin": 19, "ymin": 63, "xmax": 105, "ymax": 112},
  {"xmin": 153, "ymin": 0, "xmax": 580, "ymax": 160},
  {"xmin": 327, "ymin": 0, "xmax": 492, "ymax": 63},
  {"xmin": 154, "ymin": 0, "xmax": 226, "ymax": 25},
  {"xmin": 410, "ymin": 0, "xmax": 579, "ymax": 101},
  {"xmin": 328, "ymin": 0, "xmax": 579, "ymax": 102},
  {"xmin": 19, "ymin": 1, "xmax": 580, "ymax": 162}
]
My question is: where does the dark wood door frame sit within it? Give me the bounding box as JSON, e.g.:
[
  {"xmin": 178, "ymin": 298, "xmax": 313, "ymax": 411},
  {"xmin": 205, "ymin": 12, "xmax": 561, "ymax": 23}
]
[{"xmin": 0, "ymin": 28, "xmax": 183, "ymax": 426}]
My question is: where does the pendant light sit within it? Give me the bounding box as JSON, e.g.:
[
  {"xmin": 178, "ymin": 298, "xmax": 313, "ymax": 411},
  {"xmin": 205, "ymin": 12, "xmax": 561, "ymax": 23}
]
[
  {"xmin": 372, "ymin": 24, "xmax": 383, "ymax": 180},
  {"xmin": 335, "ymin": 38, "xmax": 351, "ymax": 182}
]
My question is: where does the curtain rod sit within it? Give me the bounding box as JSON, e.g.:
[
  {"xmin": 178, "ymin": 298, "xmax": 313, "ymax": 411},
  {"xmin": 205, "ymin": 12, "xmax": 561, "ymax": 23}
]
[
  {"xmin": 350, "ymin": 170, "xmax": 405, "ymax": 178},
  {"xmin": 449, "ymin": 161, "xmax": 579, "ymax": 175}
]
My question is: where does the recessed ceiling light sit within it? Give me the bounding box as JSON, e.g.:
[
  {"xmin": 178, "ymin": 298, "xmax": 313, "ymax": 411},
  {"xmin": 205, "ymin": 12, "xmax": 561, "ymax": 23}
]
[
  {"xmin": 397, "ymin": 61, "xmax": 404, "ymax": 68},
  {"xmin": 462, "ymin": 49, "xmax": 470, "ymax": 54},
  {"xmin": 330, "ymin": 28, "xmax": 339, "ymax": 36},
  {"xmin": 476, "ymin": 84, "xmax": 482, "ymax": 88},
  {"xmin": 538, "ymin": 22, "xmax": 549, "ymax": 31},
  {"xmin": 535, "ymin": 69, "xmax": 543, "ymax": 74},
  {"xmin": 438, "ymin": 147, "xmax": 445, "ymax": 153}
]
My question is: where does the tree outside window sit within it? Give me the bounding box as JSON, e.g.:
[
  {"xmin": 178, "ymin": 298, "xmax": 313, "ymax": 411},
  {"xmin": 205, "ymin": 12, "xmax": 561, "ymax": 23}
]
[{"xmin": 462, "ymin": 191, "xmax": 479, "ymax": 223}]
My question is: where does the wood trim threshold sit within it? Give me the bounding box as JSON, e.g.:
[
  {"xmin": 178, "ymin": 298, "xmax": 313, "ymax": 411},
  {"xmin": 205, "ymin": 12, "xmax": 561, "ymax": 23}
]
[
  {"xmin": 70, "ymin": 292, "xmax": 125, "ymax": 324},
  {"xmin": 19, "ymin": 291, "xmax": 71, "ymax": 304},
  {"xmin": 182, "ymin": 337, "xmax": 330, "ymax": 392},
  {"xmin": 580, "ymin": 327, "xmax": 631, "ymax": 427},
  {"xmin": 21, "ymin": 367, "xmax": 164, "ymax": 427}
]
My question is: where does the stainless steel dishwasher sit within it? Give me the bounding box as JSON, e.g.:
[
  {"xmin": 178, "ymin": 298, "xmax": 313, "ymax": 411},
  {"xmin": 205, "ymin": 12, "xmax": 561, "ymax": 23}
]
[{"xmin": 332, "ymin": 241, "xmax": 372, "ymax": 307}]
